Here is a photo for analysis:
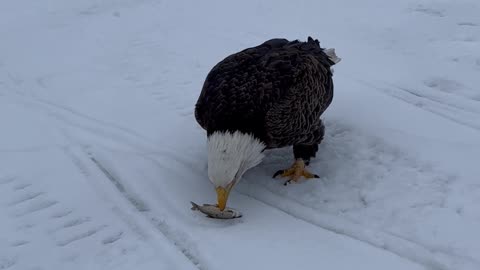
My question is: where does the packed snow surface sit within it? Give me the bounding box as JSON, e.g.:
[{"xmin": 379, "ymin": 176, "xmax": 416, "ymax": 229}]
[{"xmin": 1, "ymin": 0, "xmax": 479, "ymax": 269}]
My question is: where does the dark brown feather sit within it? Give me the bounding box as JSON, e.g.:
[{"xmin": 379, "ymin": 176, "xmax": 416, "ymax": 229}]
[{"xmin": 195, "ymin": 37, "xmax": 337, "ymax": 150}]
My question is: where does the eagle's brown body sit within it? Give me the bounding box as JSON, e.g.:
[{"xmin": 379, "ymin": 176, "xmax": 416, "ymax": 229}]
[{"xmin": 195, "ymin": 37, "xmax": 338, "ymax": 164}]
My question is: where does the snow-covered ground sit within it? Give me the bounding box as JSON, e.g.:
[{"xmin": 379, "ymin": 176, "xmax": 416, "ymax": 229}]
[{"xmin": 1, "ymin": 0, "xmax": 479, "ymax": 269}]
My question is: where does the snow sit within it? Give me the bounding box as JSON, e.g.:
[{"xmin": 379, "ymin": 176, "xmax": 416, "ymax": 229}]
[{"xmin": 1, "ymin": 0, "xmax": 479, "ymax": 269}]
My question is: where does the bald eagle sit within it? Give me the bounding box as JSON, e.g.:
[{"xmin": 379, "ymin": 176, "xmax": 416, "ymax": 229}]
[{"xmin": 195, "ymin": 37, "xmax": 341, "ymax": 210}]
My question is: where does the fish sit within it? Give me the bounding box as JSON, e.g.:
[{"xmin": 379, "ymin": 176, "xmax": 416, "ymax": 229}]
[{"xmin": 190, "ymin": 201, "xmax": 242, "ymax": 219}]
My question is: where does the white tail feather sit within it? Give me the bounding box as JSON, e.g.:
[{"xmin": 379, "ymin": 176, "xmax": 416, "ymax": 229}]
[{"xmin": 324, "ymin": 48, "xmax": 341, "ymax": 64}]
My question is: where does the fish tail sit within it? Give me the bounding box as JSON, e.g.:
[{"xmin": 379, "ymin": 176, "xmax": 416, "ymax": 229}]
[{"xmin": 190, "ymin": 201, "xmax": 199, "ymax": 210}]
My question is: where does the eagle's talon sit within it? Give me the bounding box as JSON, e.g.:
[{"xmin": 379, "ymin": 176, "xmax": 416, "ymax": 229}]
[
  {"xmin": 274, "ymin": 159, "xmax": 319, "ymax": 185},
  {"xmin": 272, "ymin": 169, "xmax": 286, "ymax": 178},
  {"xmin": 302, "ymin": 170, "xmax": 320, "ymax": 179}
]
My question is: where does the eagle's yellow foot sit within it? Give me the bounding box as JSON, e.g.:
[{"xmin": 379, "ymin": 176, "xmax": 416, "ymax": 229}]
[{"xmin": 273, "ymin": 159, "xmax": 319, "ymax": 186}]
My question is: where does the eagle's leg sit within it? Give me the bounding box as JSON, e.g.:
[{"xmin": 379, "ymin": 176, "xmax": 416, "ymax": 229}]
[{"xmin": 273, "ymin": 120, "xmax": 325, "ymax": 185}]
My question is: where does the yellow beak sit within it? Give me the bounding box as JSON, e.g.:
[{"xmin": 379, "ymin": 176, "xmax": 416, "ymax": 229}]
[{"xmin": 215, "ymin": 181, "xmax": 235, "ymax": 211}]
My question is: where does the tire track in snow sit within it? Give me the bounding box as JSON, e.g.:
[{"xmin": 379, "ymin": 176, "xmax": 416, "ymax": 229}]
[
  {"xmin": 86, "ymin": 152, "xmax": 207, "ymax": 270},
  {"xmin": 34, "ymin": 97, "xmax": 156, "ymax": 145},
  {"xmin": 60, "ymin": 147, "xmax": 153, "ymax": 245},
  {"xmin": 12, "ymin": 183, "xmax": 32, "ymax": 191},
  {"xmin": 89, "ymin": 156, "xmax": 150, "ymax": 213},
  {"xmin": 60, "ymin": 144, "xmax": 202, "ymax": 269},
  {"xmin": 56, "ymin": 225, "xmax": 108, "ymax": 247},
  {"xmin": 5, "ymin": 91, "xmax": 187, "ymax": 164},
  {"xmin": 354, "ymin": 78, "xmax": 480, "ymax": 131},
  {"xmin": 13, "ymin": 200, "xmax": 59, "ymax": 217},
  {"xmin": 102, "ymin": 232, "xmax": 123, "ymax": 245},
  {"xmin": 7, "ymin": 192, "xmax": 45, "ymax": 206},
  {"xmin": 235, "ymin": 183, "xmax": 476, "ymax": 270},
  {"xmin": 234, "ymin": 120, "xmax": 478, "ymax": 270},
  {"xmin": 384, "ymin": 86, "xmax": 480, "ymax": 131},
  {"xmin": 1, "ymin": 154, "xmax": 199, "ymax": 269},
  {"xmin": 0, "ymin": 145, "xmax": 198, "ymax": 268},
  {"xmin": 4, "ymin": 93, "xmax": 161, "ymax": 155},
  {"xmin": 0, "ymin": 176, "xmax": 15, "ymax": 185},
  {"xmin": 23, "ymin": 98, "xmax": 204, "ymax": 268},
  {"xmin": 0, "ymin": 175, "xmax": 127, "ymax": 267},
  {"xmin": 47, "ymin": 217, "xmax": 92, "ymax": 234},
  {"xmin": 50, "ymin": 209, "xmax": 74, "ymax": 219},
  {"xmin": 10, "ymin": 240, "xmax": 29, "ymax": 247}
]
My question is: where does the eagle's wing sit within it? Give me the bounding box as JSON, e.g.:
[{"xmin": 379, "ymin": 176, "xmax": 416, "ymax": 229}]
[
  {"xmin": 264, "ymin": 50, "xmax": 334, "ymax": 148},
  {"xmin": 194, "ymin": 38, "xmax": 292, "ymax": 134},
  {"xmin": 195, "ymin": 37, "xmax": 337, "ymax": 145}
]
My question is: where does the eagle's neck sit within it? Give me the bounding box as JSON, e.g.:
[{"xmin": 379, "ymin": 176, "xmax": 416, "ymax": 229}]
[{"xmin": 207, "ymin": 131, "xmax": 265, "ymax": 187}]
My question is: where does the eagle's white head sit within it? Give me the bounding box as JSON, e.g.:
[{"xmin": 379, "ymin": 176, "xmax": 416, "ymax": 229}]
[{"xmin": 207, "ymin": 131, "xmax": 265, "ymax": 210}]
